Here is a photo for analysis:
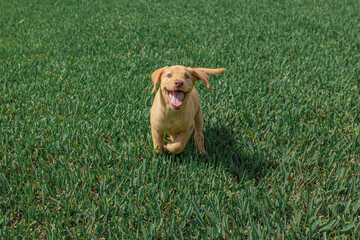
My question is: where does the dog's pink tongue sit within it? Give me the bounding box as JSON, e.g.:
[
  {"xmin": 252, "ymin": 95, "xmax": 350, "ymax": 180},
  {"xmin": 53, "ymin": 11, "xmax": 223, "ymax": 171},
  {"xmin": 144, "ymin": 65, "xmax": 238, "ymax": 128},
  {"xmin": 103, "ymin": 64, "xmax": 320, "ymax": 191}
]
[{"xmin": 170, "ymin": 91, "xmax": 185, "ymax": 106}]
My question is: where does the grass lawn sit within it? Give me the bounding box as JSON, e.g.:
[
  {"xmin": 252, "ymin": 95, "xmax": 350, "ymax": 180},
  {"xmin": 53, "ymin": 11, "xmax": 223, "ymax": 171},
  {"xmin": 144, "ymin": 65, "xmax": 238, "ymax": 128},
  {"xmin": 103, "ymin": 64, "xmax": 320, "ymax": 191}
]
[{"xmin": 1, "ymin": 0, "xmax": 360, "ymax": 238}]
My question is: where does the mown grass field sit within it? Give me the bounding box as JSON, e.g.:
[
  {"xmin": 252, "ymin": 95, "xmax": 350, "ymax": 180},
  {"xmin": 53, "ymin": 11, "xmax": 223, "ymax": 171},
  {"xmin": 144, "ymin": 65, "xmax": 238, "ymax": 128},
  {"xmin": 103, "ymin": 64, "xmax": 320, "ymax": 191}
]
[{"xmin": 1, "ymin": 0, "xmax": 360, "ymax": 238}]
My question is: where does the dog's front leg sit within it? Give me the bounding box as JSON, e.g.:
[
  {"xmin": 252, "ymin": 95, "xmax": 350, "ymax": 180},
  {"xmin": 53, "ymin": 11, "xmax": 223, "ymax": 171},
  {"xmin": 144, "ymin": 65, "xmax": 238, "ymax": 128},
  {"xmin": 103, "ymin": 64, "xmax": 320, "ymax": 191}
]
[
  {"xmin": 152, "ymin": 128, "xmax": 165, "ymax": 154},
  {"xmin": 166, "ymin": 127, "xmax": 194, "ymax": 154},
  {"xmin": 194, "ymin": 108, "xmax": 206, "ymax": 154}
]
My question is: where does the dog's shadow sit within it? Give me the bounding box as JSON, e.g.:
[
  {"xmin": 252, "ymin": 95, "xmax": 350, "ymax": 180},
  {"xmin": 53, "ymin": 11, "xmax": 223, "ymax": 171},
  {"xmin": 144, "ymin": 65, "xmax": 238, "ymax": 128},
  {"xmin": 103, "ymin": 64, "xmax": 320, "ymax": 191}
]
[{"xmin": 190, "ymin": 125, "xmax": 271, "ymax": 183}]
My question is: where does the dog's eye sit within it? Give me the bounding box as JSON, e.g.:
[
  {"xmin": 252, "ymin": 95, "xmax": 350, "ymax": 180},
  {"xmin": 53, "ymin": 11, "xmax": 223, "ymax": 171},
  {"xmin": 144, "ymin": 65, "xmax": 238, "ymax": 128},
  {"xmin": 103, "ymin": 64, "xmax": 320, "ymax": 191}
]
[
  {"xmin": 185, "ymin": 74, "xmax": 189, "ymax": 79},
  {"xmin": 167, "ymin": 73, "xmax": 172, "ymax": 78}
]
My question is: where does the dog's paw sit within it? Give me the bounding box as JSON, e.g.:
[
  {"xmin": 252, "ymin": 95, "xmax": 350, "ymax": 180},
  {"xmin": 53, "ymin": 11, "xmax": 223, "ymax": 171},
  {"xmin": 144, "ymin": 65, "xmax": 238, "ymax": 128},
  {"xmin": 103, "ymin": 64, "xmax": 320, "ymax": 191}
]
[
  {"xmin": 196, "ymin": 147, "xmax": 206, "ymax": 154},
  {"xmin": 166, "ymin": 142, "xmax": 184, "ymax": 154},
  {"xmin": 155, "ymin": 145, "xmax": 166, "ymax": 154}
]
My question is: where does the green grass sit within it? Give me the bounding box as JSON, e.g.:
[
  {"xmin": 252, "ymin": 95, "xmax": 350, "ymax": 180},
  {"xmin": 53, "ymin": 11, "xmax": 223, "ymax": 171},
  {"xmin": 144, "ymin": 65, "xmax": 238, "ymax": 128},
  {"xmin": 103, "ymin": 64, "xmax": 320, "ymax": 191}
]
[{"xmin": 1, "ymin": 0, "xmax": 360, "ymax": 238}]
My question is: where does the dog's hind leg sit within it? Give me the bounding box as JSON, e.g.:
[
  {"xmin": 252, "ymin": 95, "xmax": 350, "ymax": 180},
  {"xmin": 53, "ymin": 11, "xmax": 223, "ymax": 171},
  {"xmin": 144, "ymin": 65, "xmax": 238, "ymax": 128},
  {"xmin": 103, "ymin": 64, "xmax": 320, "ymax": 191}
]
[{"xmin": 167, "ymin": 135, "xmax": 176, "ymax": 143}]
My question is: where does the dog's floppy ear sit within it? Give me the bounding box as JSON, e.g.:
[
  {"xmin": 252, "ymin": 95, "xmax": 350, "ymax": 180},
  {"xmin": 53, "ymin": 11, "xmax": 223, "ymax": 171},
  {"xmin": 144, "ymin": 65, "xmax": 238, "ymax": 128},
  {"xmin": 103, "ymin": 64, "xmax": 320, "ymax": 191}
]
[
  {"xmin": 190, "ymin": 67, "xmax": 226, "ymax": 89},
  {"xmin": 151, "ymin": 66, "xmax": 167, "ymax": 94}
]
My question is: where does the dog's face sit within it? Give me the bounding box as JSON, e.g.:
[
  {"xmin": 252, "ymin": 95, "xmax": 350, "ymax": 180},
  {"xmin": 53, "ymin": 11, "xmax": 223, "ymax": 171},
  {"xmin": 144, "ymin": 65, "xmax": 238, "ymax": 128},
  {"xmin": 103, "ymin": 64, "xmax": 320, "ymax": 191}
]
[
  {"xmin": 151, "ymin": 65, "xmax": 213, "ymax": 111},
  {"xmin": 159, "ymin": 66, "xmax": 194, "ymax": 110}
]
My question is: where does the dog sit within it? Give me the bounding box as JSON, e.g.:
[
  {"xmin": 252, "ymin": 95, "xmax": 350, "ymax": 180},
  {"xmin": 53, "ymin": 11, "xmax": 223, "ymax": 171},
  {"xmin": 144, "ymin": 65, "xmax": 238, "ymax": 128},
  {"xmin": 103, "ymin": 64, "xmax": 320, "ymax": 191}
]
[{"xmin": 150, "ymin": 65, "xmax": 226, "ymax": 154}]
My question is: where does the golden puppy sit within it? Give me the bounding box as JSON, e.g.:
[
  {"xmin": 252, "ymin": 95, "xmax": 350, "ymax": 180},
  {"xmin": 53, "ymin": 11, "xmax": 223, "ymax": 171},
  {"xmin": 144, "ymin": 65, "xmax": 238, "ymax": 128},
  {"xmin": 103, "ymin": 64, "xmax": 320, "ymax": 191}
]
[{"xmin": 150, "ymin": 65, "xmax": 226, "ymax": 154}]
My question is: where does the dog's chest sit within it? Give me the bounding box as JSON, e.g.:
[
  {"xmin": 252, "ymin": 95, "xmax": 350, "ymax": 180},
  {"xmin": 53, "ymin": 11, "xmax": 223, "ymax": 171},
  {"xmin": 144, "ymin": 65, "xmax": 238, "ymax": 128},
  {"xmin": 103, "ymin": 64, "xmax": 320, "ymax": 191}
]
[
  {"xmin": 154, "ymin": 111, "xmax": 194, "ymax": 134},
  {"xmin": 164, "ymin": 118, "xmax": 193, "ymax": 134}
]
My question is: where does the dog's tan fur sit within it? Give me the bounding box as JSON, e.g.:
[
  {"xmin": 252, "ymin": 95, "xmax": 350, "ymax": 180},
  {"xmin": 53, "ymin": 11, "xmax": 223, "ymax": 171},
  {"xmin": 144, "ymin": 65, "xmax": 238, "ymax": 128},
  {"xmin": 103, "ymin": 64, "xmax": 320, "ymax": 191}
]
[{"xmin": 150, "ymin": 65, "xmax": 226, "ymax": 154}]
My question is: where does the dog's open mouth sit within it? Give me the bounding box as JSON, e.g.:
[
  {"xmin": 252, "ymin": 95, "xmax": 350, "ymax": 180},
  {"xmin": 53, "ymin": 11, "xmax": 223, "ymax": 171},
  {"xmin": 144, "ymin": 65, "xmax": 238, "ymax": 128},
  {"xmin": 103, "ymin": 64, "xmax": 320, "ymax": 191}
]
[{"xmin": 165, "ymin": 90, "xmax": 187, "ymax": 110}]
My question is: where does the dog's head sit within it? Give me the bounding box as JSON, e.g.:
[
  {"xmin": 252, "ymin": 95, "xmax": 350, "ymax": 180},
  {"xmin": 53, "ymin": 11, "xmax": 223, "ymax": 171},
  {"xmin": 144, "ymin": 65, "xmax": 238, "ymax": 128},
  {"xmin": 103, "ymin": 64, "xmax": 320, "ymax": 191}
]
[{"xmin": 151, "ymin": 65, "xmax": 226, "ymax": 110}]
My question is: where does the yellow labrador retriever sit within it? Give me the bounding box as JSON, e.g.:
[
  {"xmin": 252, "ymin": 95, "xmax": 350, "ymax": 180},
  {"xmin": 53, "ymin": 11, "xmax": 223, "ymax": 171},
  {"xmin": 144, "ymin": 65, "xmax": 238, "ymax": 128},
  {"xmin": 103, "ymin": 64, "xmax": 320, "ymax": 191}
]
[{"xmin": 150, "ymin": 65, "xmax": 226, "ymax": 154}]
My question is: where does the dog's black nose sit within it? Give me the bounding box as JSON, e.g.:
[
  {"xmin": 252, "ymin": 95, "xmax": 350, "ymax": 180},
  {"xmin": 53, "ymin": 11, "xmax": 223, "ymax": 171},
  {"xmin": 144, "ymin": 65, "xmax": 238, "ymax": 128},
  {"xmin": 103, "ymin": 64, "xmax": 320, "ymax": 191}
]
[{"xmin": 174, "ymin": 80, "xmax": 184, "ymax": 87}]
